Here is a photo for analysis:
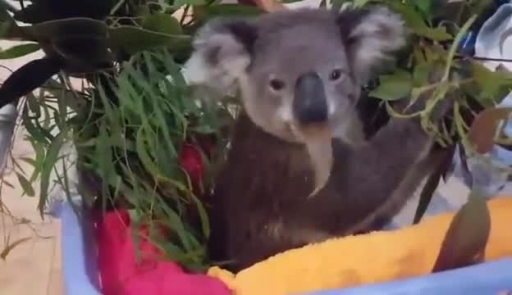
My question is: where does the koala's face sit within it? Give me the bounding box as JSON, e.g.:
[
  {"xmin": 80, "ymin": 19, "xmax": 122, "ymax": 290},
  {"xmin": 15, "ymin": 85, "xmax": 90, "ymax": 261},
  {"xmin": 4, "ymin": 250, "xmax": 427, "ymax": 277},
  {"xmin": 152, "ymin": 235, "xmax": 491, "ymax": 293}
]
[
  {"xmin": 239, "ymin": 20, "xmax": 363, "ymax": 143},
  {"xmin": 185, "ymin": 7, "xmax": 405, "ymax": 144}
]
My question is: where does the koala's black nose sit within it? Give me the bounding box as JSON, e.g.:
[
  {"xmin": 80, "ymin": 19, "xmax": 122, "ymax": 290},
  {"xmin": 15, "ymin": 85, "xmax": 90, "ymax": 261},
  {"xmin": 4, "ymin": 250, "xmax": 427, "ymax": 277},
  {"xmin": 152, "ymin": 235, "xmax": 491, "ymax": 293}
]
[{"xmin": 293, "ymin": 72, "xmax": 328, "ymax": 125}]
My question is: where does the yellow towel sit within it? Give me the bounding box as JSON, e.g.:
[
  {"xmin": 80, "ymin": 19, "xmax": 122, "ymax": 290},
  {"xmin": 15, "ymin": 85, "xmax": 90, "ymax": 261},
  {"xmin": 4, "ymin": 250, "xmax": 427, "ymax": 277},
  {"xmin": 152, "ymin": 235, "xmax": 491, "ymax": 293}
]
[{"xmin": 207, "ymin": 197, "xmax": 512, "ymax": 295}]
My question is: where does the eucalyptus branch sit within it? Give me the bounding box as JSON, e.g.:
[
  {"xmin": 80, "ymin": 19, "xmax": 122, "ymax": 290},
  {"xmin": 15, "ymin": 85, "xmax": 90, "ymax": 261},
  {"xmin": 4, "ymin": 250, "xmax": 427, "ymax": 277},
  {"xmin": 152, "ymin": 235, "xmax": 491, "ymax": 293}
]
[
  {"xmin": 443, "ymin": 14, "xmax": 477, "ymax": 81},
  {"xmin": 494, "ymin": 137, "xmax": 512, "ymax": 146},
  {"xmin": 179, "ymin": 5, "xmax": 191, "ymax": 26},
  {"xmin": 454, "ymin": 100, "xmax": 472, "ymax": 151},
  {"xmin": 58, "ymin": 73, "xmax": 83, "ymax": 105},
  {"xmin": 457, "ymin": 54, "xmax": 512, "ymax": 64}
]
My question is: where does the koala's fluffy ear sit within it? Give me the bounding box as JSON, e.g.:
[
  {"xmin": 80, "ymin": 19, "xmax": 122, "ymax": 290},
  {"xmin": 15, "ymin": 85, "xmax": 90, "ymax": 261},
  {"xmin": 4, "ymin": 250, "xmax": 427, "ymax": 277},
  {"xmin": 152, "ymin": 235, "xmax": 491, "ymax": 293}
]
[
  {"xmin": 183, "ymin": 18, "xmax": 257, "ymax": 94},
  {"xmin": 337, "ymin": 6, "xmax": 406, "ymax": 82}
]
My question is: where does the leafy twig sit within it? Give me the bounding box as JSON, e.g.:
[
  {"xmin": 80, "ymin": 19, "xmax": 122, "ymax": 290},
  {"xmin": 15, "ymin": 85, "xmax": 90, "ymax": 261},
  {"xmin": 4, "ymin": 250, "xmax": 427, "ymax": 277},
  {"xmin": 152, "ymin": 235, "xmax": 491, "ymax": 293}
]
[
  {"xmin": 457, "ymin": 54, "xmax": 512, "ymax": 64},
  {"xmin": 443, "ymin": 14, "xmax": 477, "ymax": 81}
]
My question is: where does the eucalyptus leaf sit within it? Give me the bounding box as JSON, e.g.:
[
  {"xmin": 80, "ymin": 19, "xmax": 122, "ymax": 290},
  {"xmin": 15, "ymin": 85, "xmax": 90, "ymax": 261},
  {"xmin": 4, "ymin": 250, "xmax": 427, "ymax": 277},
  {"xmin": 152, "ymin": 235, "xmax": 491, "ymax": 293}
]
[
  {"xmin": 108, "ymin": 26, "xmax": 191, "ymax": 55},
  {"xmin": 0, "ymin": 43, "xmax": 40, "ymax": 59},
  {"xmin": 471, "ymin": 61, "xmax": 512, "ymax": 106},
  {"xmin": 369, "ymin": 70, "xmax": 413, "ymax": 101},
  {"xmin": 26, "ymin": 92, "xmax": 42, "ymax": 119},
  {"xmin": 414, "ymin": 26, "xmax": 453, "ymax": 41},
  {"xmin": 26, "ymin": 136, "xmax": 48, "ymax": 182},
  {"xmin": 0, "ymin": 21, "xmax": 9, "ymax": 36},
  {"xmin": 415, "ymin": 0, "xmax": 432, "ymax": 17},
  {"xmin": 141, "ymin": 13, "xmax": 183, "ymax": 35},
  {"xmin": 16, "ymin": 173, "xmax": 35, "ymax": 197},
  {"xmin": 23, "ymin": 17, "xmax": 108, "ymax": 41},
  {"xmin": 468, "ymin": 107, "xmax": 512, "ymax": 154},
  {"xmin": 174, "ymin": 0, "xmax": 206, "ymax": 7},
  {"xmin": 136, "ymin": 126, "xmax": 161, "ymax": 177},
  {"xmin": 414, "ymin": 146, "xmax": 456, "ymax": 223},
  {"xmin": 19, "ymin": 157, "xmax": 38, "ymax": 167},
  {"xmin": 382, "ymin": 0, "xmax": 427, "ymax": 28},
  {"xmin": 39, "ymin": 131, "xmax": 67, "ymax": 215},
  {"xmin": 377, "ymin": 0, "xmax": 452, "ymax": 41},
  {"xmin": 0, "ymin": 237, "xmax": 31, "ymax": 260},
  {"xmin": 432, "ymin": 191, "xmax": 490, "ymax": 272},
  {"xmin": 42, "ymin": 79, "xmax": 86, "ymax": 111},
  {"xmin": 2, "ymin": 179, "xmax": 14, "ymax": 189},
  {"xmin": 353, "ymin": 0, "xmax": 370, "ymax": 7},
  {"xmin": 413, "ymin": 62, "xmax": 431, "ymax": 87}
]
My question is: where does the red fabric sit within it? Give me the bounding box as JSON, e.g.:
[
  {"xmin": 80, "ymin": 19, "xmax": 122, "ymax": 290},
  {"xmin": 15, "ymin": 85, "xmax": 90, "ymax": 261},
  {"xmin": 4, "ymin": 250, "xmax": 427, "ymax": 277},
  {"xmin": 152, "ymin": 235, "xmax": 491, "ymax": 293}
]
[
  {"xmin": 179, "ymin": 143, "xmax": 206, "ymax": 191},
  {"xmin": 95, "ymin": 210, "xmax": 231, "ymax": 295}
]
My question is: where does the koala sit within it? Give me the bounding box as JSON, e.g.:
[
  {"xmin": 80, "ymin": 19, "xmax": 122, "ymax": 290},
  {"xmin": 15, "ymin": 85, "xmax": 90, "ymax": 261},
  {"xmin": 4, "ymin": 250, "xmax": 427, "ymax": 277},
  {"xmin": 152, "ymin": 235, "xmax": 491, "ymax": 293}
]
[{"xmin": 184, "ymin": 6, "xmax": 453, "ymax": 272}]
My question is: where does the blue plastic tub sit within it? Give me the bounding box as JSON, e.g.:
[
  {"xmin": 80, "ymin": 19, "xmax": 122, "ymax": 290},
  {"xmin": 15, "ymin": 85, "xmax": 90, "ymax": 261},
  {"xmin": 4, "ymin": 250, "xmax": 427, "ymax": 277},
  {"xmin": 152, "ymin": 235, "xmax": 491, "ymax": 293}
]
[
  {"xmin": 58, "ymin": 199, "xmax": 512, "ymax": 295},
  {"xmin": 60, "ymin": 200, "xmax": 102, "ymax": 295}
]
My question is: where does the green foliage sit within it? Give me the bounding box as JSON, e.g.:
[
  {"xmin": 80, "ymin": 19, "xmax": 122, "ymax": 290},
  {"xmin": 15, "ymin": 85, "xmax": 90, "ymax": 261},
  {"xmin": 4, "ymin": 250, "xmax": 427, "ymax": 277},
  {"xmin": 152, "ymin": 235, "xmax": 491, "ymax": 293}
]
[
  {"xmin": 0, "ymin": 0, "xmax": 510, "ymax": 272},
  {"xmin": 0, "ymin": 43, "xmax": 40, "ymax": 59},
  {"xmin": 0, "ymin": 0, "xmax": 264, "ymax": 107},
  {"xmin": 70, "ymin": 51, "xmax": 234, "ymax": 269},
  {"xmin": 468, "ymin": 107, "xmax": 512, "ymax": 154},
  {"xmin": 369, "ymin": 70, "xmax": 413, "ymax": 101},
  {"xmin": 361, "ymin": 0, "xmax": 512, "ymax": 151},
  {"xmin": 0, "ymin": 0, "xmax": 241, "ymax": 268},
  {"xmin": 432, "ymin": 191, "xmax": 491, "ymax": 272},
  {"xmin": 342, "ymin": 0, "xmax": 508, "ymax": 271}
]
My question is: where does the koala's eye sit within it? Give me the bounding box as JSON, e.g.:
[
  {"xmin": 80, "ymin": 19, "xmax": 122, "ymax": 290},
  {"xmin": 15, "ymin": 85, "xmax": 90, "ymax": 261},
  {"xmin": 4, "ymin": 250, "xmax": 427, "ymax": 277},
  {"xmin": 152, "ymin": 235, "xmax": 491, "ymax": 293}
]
[
  {"xmin": 269, "ymin": 79, "xmax": 285, "ymax": 91},
  {"xmin": 329, "ymin": 69, "xmax": 343, "ymax": 81}
]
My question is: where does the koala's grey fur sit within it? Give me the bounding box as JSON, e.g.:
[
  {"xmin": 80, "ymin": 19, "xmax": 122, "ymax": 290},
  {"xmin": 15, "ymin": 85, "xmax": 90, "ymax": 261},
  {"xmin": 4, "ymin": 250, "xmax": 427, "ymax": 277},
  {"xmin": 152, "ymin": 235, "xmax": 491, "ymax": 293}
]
[{"xmin": 185, "ymin": 6, "xmax": 452, "ymax": 272}]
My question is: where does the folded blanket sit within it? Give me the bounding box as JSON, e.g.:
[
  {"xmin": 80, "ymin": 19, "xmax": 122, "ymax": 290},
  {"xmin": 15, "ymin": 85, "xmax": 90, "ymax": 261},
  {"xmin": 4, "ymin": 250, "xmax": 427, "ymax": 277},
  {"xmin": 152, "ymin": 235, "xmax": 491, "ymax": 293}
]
[
  {"xmin": 96, "ymin": 209, "xmax": 231, "ymax": 295},
  {"xmin": 208, "ymin": 197, "xmax": 512, "ymax": 295}
]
